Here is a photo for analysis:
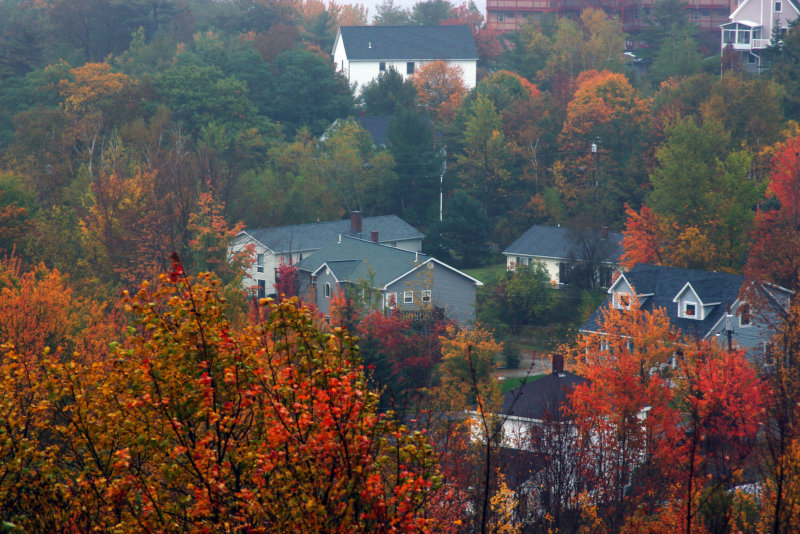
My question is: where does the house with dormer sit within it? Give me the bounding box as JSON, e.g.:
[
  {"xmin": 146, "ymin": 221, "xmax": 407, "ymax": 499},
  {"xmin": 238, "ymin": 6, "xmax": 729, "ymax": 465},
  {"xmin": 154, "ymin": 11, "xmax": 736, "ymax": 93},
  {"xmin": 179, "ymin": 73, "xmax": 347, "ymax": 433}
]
[
  {"xmin": 581, "ymin": 264, "xmax": 792, "ymax": 356},
  {"xmin": 721, "ymin": 0, "xmax": 800, "ymax": 71},
  {"xmin": 332, "ymin": 25, "xmax": 478, "ymax": 94},
  {"xmin": 229, "ymin": 212, "xmax": 424, "ymax": 299},
  {"xmin": 296, "ymin": 235, "xmax": 482, "ymax": 326}
]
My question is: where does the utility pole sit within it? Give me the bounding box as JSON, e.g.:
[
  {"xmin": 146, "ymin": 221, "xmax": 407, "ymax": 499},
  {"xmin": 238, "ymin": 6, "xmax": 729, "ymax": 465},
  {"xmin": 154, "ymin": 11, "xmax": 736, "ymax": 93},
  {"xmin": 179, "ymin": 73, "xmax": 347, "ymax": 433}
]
[
  {"xmin": 439, "ymin": 147, "xmax": 446, "ymax": 222},
  {"xmin": 591, "ymin": 141, "xmax": 599, "ymax": 205}
]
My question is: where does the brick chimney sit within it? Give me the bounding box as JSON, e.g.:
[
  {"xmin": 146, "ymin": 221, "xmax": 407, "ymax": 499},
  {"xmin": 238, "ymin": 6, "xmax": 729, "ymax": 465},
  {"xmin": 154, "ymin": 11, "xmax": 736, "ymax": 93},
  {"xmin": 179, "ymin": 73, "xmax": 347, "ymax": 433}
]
[
  {"xmin": 351, "ymin": 211, "xmax": 363, "ymax": 233},
  {"xmin": 370, "ymin": 230, "xmax": 379, "ymax": 243},
  {"xmin": 552, "ymin": 353, "xmax": 564, "ymax": 374}
]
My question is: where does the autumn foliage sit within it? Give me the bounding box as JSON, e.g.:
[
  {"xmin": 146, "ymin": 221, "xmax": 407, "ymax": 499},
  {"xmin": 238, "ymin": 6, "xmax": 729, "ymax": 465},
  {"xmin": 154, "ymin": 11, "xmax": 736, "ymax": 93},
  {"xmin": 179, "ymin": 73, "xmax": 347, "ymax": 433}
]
[
  {"xmin": 565, "ymin": 298, "xmax": 765, "ymax": 532},
  {"xmin": 0, "ymin": 258, "xmax": 442, "ymax": 531}
]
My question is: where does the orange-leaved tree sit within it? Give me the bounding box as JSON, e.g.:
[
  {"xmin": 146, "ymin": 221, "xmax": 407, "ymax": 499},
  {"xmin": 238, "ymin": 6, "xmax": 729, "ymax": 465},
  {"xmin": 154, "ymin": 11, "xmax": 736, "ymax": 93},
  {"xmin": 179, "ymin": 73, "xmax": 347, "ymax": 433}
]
[
  {"xmin": 565, "ymin": 299, "xmax": 680, "ymax": 531},
  {"xmin": 412, "ymin": 61, "xmax": 467, "ymax": 120},
  {"xmin": 0, "ymin": 255, "xmax": 443, "ymax": 532}
]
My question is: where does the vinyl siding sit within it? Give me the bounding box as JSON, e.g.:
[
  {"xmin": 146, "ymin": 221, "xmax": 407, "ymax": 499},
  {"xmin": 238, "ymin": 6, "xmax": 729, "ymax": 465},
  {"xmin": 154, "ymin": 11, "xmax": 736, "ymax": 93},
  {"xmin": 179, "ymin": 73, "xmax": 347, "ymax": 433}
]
[{"xmin": 387, "ymin": 262, "xmax": 477, "ymax": 326}]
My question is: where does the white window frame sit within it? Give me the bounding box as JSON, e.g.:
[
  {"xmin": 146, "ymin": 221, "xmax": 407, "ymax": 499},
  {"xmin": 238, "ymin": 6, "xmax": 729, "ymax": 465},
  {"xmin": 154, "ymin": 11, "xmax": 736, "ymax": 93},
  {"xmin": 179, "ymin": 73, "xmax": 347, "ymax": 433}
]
[
  {"xmin": 739, "ymin": 304, "xmax": 752, "ymax": 327},
  {"xmin": 421, "ymin": 290, "xmax": 432, "ymax": 303},
  {"xmin": 385, "ymin": 292, "xmax": 397, "ymax": 309},
  {"xmin": 614, "ymin": 292, "xmax": 631, "ymax": 310},
  {"xmin": 681, "ymin": 301, "xmax": 698, "ymax": 319},
  {"xmin": 775, "ymin": 1, "xmax": 782, "ymax": 12},
  {"xmin": 256, "ymin": 253, "xmax": 264, "ymax": 273},
  {"xmin": 403, "ymin": 290, "xmax": 414, "ymax": 304},
  {"xmin": 324, "ymin": 282, "xmax": 331, "ymax": 299}
]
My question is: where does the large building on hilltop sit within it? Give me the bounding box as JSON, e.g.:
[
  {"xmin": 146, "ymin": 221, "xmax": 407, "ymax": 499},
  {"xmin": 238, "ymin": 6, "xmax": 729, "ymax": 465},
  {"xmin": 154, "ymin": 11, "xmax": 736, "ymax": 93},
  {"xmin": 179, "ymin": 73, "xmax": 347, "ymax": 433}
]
[{"xmin": 486, "ymin": 0, "xmax": 735, "ymax": 35}]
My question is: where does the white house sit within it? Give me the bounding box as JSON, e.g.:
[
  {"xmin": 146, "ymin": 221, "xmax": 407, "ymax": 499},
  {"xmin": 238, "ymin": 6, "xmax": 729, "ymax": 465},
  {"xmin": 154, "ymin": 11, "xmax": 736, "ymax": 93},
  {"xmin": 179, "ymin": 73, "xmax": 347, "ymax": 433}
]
[
  {"xmin": 503, "ymin": 224, "xmax": 623, "ymax": 288},
  {"xmin": 331, "ymin": 25, "xmax": 478, "ymax": 94},
  {"xmin": 721, "ymin": 0, "xmax": 800, "ymax": 71},
  {"xmin": 229, "ymin": 212, "xmax": 424, "ymax": 299}
]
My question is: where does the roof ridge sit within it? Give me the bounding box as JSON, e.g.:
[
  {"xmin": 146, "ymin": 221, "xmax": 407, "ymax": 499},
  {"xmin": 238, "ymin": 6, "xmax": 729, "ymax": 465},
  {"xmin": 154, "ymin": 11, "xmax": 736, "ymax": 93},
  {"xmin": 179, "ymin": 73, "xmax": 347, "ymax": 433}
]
[{"xmin": 341, "ymin": 235, "xmax": 429, "ymax": 256}]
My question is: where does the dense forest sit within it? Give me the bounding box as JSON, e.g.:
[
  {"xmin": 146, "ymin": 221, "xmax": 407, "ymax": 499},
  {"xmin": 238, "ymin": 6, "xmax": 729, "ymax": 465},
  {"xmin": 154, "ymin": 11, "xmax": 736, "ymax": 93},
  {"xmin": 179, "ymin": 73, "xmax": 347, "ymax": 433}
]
[{"xmin": 1, "ymin": 0, "xmax": 800, "ymax": 531}]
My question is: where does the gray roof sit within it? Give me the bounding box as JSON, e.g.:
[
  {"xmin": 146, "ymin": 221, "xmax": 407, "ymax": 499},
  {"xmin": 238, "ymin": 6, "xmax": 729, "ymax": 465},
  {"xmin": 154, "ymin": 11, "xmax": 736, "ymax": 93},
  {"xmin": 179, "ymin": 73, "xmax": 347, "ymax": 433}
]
[
  {"xmin": 500, "ymin": 371, "xmax": 587, "ymax": 421},
  {"xmin": 298, "ymin": 236, "xmax": 431, "ymax": 288},
  {"xmin": 336, "ymin": 25, "xmax": 478, "ymax": 61},
  {"xmin": 242, "ymin": 215, "xmax": 424, "ymax": 254},
  {"xmin": 504, "ymin": 224, "xmax": 623, "ymax": 263},
  {"xmin": 354, "ymin": 115, "xmax": 391, "ymax": 146},
  {"xmin": 581, "ymin": 264, "xmax": 745, "ymax": 339}
]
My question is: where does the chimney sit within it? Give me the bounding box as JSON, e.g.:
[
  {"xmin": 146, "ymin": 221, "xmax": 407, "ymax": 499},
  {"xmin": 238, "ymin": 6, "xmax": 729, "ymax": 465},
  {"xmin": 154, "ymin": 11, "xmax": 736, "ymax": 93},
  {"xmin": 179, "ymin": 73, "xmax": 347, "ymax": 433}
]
[
  {"xmin": 370, "ymin": 230, "xmax": 379, "ymax": 243},
  {"xmin": 351, "ymin": 210, "xmax": 363, "ymax": 233},
  {"xmin": 602, "ymin": 226, "xmax": 609, "ymax": 239},
  {"xmin": 551, "ymin": 353, "xmax": 564, "ymax": 375}
]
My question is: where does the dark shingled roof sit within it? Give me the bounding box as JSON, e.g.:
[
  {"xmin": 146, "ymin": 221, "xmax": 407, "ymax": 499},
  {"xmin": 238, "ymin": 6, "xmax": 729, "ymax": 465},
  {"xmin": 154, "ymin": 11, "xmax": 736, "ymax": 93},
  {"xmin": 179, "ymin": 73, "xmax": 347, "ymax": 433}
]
[
  {"xmin": 242, "ymin": 215, "xmax": 424, "ymax": 254},
  {"xmin": 354, "ymin": 115, "xmax": 391, "ymax": 146},
  {"xmin": 503, "ymin": 224, "xmax": 623, "ymax": 263},
  {"xmin": 337, "ymin": 25, "xmax": 478, "ymax": 61},
  {"xmin": 500, "ymin": 372, "xmax": 587, "ymax": 421},
  {"xmin": 298, "ymin": 236, "xmax": 431, "ymax": 288},
  {"xmin": 581, "ymin": 264, "xmax": 744, "ymax": 339}
]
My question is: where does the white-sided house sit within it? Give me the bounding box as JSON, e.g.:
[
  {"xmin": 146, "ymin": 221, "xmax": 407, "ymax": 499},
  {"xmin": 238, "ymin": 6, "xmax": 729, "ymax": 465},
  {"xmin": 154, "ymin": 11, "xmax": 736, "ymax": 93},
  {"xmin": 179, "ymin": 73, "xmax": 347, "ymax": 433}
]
[
  {"xmin": 503, "ymin": 224, "xmax": 623, "ymax": 288},
  {"xmin": 581, "ymin": 263, "xmax": 793, "ymax": 357},
  {"xmin": 721, "ymin": 0, "xmax": 800, "ymax": 71},
  {"xmin": 332, "ymin": 25, "xmax": 478, "ymax": 94},
  {"xmin": 229, "ymin": 212, "xmax": 423, "ymax": 299}
]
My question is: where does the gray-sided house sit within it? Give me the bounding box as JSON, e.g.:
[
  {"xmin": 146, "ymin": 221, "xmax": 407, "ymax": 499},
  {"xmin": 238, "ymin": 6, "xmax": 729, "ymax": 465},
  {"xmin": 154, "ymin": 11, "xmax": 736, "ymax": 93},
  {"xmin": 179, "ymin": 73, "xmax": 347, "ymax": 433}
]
[
  {"xmin": 297, "ymin": 235, "xmax": 482, "ymax": 326},
  {"xmin": 503, "ymin": 224, "xmax": 623, "ymax": 288},
  {"xmin": 332, "ymin": 25, "xmax": 478, "ymax": 94},
  {"xmin": 581, "ymin": 264, "xmax": 793, "ymax": 356},
  {"xmin": 229, "ymin": 212, "xmax": 423, "ymax": 298}
]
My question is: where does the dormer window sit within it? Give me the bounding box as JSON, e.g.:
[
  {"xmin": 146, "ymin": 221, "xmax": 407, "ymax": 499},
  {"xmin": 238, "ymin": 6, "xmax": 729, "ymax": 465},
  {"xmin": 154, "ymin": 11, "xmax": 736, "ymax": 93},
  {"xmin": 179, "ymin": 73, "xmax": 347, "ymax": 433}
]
[
  {"xmin": 740, "ymin": 304, "xmax": 752, "ymax": 326},
  {"xmin": 614, "ymin": 292, "xmax": 632, "ymax": 310},
  {"xmin": 682, "ymin": 302, "xmax": 697, "ymax": 318}
]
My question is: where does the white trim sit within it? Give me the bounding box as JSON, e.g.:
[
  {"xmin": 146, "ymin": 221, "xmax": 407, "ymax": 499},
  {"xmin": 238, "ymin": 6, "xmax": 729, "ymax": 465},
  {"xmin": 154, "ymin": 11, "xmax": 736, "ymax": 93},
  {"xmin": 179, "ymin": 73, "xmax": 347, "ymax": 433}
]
[
  {"xmin": 381, "ymin": 257, "xmax": 483, "ymax": 289},
  {"xmin": 310, "ymin": 262, "xmax": 341, "ymax": 284}
]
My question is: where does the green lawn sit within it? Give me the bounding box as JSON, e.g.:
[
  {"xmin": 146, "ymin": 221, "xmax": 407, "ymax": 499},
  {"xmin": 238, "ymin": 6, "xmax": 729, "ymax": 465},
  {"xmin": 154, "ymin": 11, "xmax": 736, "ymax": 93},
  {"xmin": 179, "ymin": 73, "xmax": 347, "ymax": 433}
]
[
  {"xmin": 498, "ymin": 373, "xmax": 545, "ymax": 393},
  {"xmin": 463, "ymin": 263, "xmax": 507, "ymax": 284}
]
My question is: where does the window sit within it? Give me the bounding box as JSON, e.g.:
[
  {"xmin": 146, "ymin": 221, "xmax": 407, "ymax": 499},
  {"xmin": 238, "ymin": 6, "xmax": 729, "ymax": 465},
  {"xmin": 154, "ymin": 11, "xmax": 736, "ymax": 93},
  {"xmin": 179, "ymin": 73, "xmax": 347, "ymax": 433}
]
[
  {"xmin": 257, "ymin": 280, "xmax": 266, "ymax": 299},
  {"xmin": 498, "ymin": 13, "xmax": 504, "ymax": 21},
  {"xmin": 421, "ymin": 290, "xmax": 432, "ymax": 303},
  {"xmin": 740, "ymin": 304, "xmax": 752, "ymax": 326},
  {"xmin": 748, "ymin": 54, "xmax": 757, "ymax": 64},
  {"xmin": 385, "ymin": 292, "xmax": 397, "ymax": 309},
  {"xmin": 379, "ymin": 61, "xmax": 386, "ymax": 72},
  {"xmin": 738, "ymin": 30, "xmax": 750, "ymax": 44},
  {"xmin": 683, "ymin": 302, "xmax": 697, "ymax": 318},
  {"xmin": 753, "ymin": 28, "xmax": 761, "ymax": 40},
  {"xmin": 324, "ymin": 282, "xmax": 331, "ymax": 298},
  {"xmin": 775, "ymin": 1, "xmax": 782, "ymax": 12},
  {"xmin": 701, "ymin": 9, "xmax": 709, "ymax": 16},
  {"xmin": 558, "ymin": 262, "xmax": 569, "ymax": 284},
  {"xmin": 256, "ymin": 253, "xmax": 264, "ymax": 273},
  {"xmin": 615, "ymin": 293, "xmax": 631, "ymax": 310},
  {"xmin": 406, "ymin": 62, "xmax": 415, "ymax": 75},
  {"xmin": 403, "ymin": 291, "xmax": 413, "ymax": 304},
  {"xmin": 723, "ymin": 29, "xmax": 735, "ymax": 44}
]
